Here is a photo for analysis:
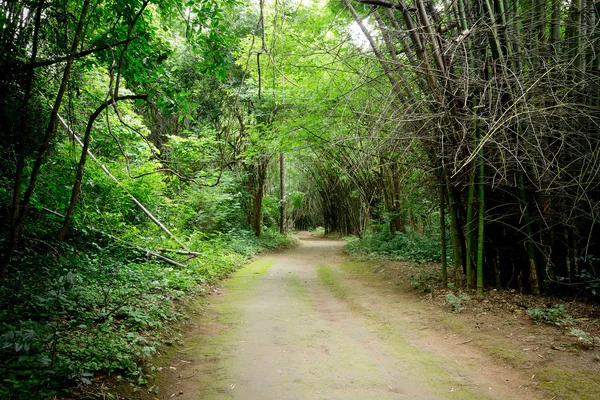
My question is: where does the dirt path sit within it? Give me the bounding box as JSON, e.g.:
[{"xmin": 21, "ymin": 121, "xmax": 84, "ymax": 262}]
[{"xmin": 155, "ymin": 234, "xmax": 546, "ymax": 399}]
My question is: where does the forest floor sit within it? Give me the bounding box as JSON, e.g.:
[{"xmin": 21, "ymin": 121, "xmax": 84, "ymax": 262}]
[{"xmin": 137, "ymin": 233, "xmax": 600, "ymax": 400}]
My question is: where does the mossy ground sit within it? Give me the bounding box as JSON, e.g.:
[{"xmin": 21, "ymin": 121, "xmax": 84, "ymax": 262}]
[
  {"xmin": 335, "ymin": 259, "xmax": 600, "ymax": 400},
  {"xmin": 149, "ymin": 259, "xmax": 274, "ymax": 399},
  {"xmin": 538, "ymin": 368, "xmax": 600, "ymax": 400},
  {"xmin": 316, "ymin": 263, "xmax": 493, "ymax": 399},
  {"xmin": 146, "ymin": 236, "xmax": 596, "ymax": 400}
]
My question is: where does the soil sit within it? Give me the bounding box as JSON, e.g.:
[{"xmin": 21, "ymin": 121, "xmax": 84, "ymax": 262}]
[{"xmin": 137, "ymin": 233, "xmax": 600, "ymax": 400}]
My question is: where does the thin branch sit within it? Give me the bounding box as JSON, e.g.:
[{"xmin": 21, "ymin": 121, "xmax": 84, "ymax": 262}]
[{"xmin": 0, "ymin": 37, "xmax": 137, "ymax": 75}]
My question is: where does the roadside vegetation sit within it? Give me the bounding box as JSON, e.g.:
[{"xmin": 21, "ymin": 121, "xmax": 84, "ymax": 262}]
[
  {"xmin": 345, "ymin": 228, "xmax": 445, "ymax": 264},
  {"xmin": 0, "ymin": 215, "xmax": 293, "ymax": 399}
]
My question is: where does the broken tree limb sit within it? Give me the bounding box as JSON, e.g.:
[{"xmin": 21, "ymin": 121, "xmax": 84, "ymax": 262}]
[
  {"xmin": 155, "ymin": 248, "xmax": 202, "ymax": 256},
  {"xmin": 142, "ymin": 250, "xmax": 187, "ymax": 268},
  {"xmin": 42, "ymin": 207, "xmax": 66, "ymax": 218},
  {"xmin": 454, "ymin": 339, "xmax": 474, "ymax": 345},
  {"xmin": 56, "ymin": 113, "xmax": 190, "ymax": 251}
]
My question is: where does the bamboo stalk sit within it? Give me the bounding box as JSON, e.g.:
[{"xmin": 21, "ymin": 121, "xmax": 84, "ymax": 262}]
[
  {"xmin": 440, "ymin": 178, "xmax": 448, "ymax": 288},
  {"xmin": 446, "ymin": 179, "xmax": 462, "ymax": 286},
  {"xmin": 572, "ymin": 0, "xmax": 584, "ymax": 76},
  {"xmin": 476, "ymin": 129, "xmax": 485, "ymax": 298},
  {"xmin": 518, "ymin": 171, "xmax": 541, "ymax": 295},
  {"xmin": 465, "ymin": 162, "xmax": 476, "ymax": 288}
]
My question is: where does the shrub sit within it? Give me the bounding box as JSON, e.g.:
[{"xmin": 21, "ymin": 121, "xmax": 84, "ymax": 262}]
[
  {"xmin": 310, "ymin": 226, "xmax": 325, "ymax": 237},
  {"xmin": 345, "ymin": 230, "xmax": 445, "ymax": 264},
  {"xmin": 409, "ymin": 269, "xmax": 439, "ymax": 292},
  {"xmin": 445, "ymin": 293, "xmax": 470, "ymax": 313},
  {"xmin": 568, "ymin": 328, "xmax": 599, "ymax": 349},
  {"xmin": 527, "ymin": 304, "xmax": 572, "ymax": 326}
]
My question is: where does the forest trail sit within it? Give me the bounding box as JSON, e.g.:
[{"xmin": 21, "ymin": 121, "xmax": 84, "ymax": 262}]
[{"xmin": 155, "ymin": 234, "xmax": 544, "ymax": 400}]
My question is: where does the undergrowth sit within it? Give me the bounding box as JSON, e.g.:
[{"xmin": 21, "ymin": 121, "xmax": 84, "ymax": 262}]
[
  {"xmin": 344, "ymin": 229, "xmax": 445, "ymax": 264},
  {"xmin": 526, "ymin": 304, "xmax": 572, "ymax": 326},
  {"xmin": 0, "ymin": 225, "xmax": 294, "ymax": 399},
  {"xmin": 445, "ymin": 293, "xmax": 470, "ymax": 313}
]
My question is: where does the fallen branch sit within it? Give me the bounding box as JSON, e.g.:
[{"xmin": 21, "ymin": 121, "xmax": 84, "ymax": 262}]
[
  {"xmin": 42, "ymin": 207, "xmax": 66, "ymax": 218},
  {"xmin": 142, "ymin": 249, "xmax": 187, "ymax": 268},
  {"xmin": 155, "ymin": 248, "xmax": 202, "ymax": 256},
  {"xmin": 178, "ymin": 370, "xmax": 198, "ymax": 380}
]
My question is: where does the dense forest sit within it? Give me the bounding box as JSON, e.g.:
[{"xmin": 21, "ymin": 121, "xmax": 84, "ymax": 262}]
[{"xmin": 1, "ymin": 0, "xmax": 599, "ymax": 397}]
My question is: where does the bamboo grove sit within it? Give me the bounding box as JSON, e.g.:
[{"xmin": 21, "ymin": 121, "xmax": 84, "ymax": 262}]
[{"xmin": 331, "ymin": 0, "xmax": 600, "ymax": 296}]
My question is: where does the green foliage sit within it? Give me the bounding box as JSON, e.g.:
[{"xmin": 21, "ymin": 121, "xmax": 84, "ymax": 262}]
[
  {"xmin": 167, "ymin": 173, "xmax": 248, "ymax": 235},
  {"xmin": 261, "ymin": 196, "xmax": 281, "ymax": 229},
  {"xmin": 345, "ymin": 230, "xmax": 445, "ymax": 264},
  {"xmin": 409, "ymin": 269, "xmax": 439, "ymax": 292},
  {"xmin": 310, "ymin": 226, "xmax": 325, "ymax": 237},
  {"xmin": 445, "ymin": 293, "xmax": 470, "ymax": 313},
  {"xmin": 575, "ymin": 258, "xmax": 600, "ymax": 299},
  {"xmin": 568, "ymin": 328, "xmax": 599, "ymax": 349},
  {"xmin": 0, "ymin": 224, "xmax": 292, "ymax": 398},
  {"xmin": 0, "ymin": 242, "xmax": 170, "ymax": 397},
  {"xmin": 527, "ymin": 305, "xmax": 572, "ymax": 326}
]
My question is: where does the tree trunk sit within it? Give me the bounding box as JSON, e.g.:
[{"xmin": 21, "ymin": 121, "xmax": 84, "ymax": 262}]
[
  {"xmin": 476, "ymin": 129, "xmax": 485, "ymax": 298},
  {"xmin": 518, "ymin": 171, "xmax": 541, "ymax": 295},
  {"xmin": 446, "ymin": 179, "xmax": 462, "ymax": 286},
  {"xmin": 279, "ymin": 152, "xmax": 286, "ymax": 234},
  {"xmin": 253, "ymin": 157, "xmax": 269, "ymax": 237},
  {"xmin": 57, "ymin": 95, "xmax": 147, "ymax": 242},
  {"xmin": 440, "ymin": 177, "xmax": 448, "ymax": 288},
  {"xmin": 3, "ymin": 0, "xmax": 91, "ymax": 271}
]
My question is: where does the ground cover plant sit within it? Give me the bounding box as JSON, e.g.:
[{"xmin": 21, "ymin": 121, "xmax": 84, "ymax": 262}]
[
  {"xmin": 0, "ymin": 222, "xmax": 293, "ymax": 399},
  {"xmin": 344, "ymin": 228, "xmax": 446, "ymax": 264}
]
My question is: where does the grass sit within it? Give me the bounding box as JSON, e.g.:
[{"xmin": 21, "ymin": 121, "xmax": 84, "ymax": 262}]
[
  {"xmin": 538, "ymin": 368, "xmax": 600, "ymax": 400},
  {"xmin": 316, "ymin": 264, "xmax": 348, "ymax": 301},
  {"xmin": 340, "ymin": 260, "xmax": 377, "ymax": 276},
  {"xmin": 233, "ymin": 258, "xmax": 274, "ymax": 280},
  {"xmin": 212, "ymin": 258, "xmax": 274, "ymax": 325}
]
